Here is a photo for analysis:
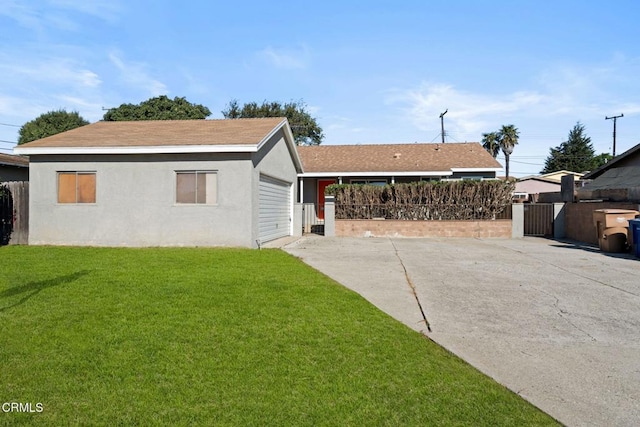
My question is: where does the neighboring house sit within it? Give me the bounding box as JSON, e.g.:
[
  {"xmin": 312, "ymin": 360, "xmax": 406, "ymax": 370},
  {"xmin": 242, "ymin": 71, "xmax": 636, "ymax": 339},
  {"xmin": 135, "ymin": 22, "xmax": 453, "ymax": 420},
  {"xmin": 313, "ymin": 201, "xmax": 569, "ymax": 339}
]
[
  {"xmin": 514, "ymin": 170, "xmax": 584, "ymax": 202},
  {"xmin": 297, "ymin": 143, "xmax": 502, "ymax": 220},
  {"xmin": 13, "ymin": 118, "xmax": 302, "ymax": 248},
  {"xmin": 0, "ymin": 153, "xmax": 29, "ymax": 182},
  {"xmin": 579, "ymin": 143, "xmax": 640, "ymax": 202},
  {"xmin": 538, "ymin": 170, "xmax": 584, "ymax": 183}
]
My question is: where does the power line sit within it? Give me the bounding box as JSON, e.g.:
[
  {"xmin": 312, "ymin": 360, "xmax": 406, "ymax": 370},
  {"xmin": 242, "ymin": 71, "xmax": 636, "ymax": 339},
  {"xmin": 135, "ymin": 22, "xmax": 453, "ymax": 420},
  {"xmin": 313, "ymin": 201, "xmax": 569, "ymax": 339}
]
[
  {"xmin": 0, "ymin": 139, "xmax": 18, "ymax": 144},
  {"xmin": 0, "ymin": 122, "xmax": 20, "ymax": 127}
]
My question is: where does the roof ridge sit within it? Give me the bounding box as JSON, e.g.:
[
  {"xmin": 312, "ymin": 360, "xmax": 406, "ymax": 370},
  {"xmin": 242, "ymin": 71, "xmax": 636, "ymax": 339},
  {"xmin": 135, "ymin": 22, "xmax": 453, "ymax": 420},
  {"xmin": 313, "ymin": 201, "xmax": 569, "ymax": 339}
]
[{"xmin": 299, "ymin": 142, "xmax": 481, "ymax": 148}]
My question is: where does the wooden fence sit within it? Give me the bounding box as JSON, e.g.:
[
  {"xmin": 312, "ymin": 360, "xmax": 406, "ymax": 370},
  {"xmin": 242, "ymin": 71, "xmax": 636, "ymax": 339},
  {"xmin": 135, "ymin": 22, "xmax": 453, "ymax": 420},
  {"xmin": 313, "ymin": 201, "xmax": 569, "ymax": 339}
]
[{"xmin": 0, "ymin": 181, "xmax": 29, "ymax": 245}]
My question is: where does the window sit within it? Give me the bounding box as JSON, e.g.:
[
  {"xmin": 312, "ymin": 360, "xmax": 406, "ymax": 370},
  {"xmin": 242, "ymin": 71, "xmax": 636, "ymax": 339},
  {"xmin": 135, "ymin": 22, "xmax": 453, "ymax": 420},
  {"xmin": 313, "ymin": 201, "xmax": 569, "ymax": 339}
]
[
  {"xmin": 58, "ymin": 172, "xmax": 96, "ymax": 203},
  {"xmin": 176, "ymin": 171, "xmax": 217, "ymax": 204}
]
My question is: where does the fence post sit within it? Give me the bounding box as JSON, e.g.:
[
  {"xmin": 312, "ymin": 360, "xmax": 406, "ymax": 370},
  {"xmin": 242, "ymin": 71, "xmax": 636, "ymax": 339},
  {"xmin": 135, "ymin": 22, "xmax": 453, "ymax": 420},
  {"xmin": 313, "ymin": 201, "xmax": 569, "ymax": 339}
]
[
  {"xmin": 553, "ymin": 203, "xmax": 566, "ymax": 239},
  {"xmin": 324, "ymin": 195, "xmax": 335, "ymax": 237},
  {"xmin": 512, "ymin": 204, "xmax": 524, "ymax": 238},
  {"xmin": 292, "ymin": 203, "xmax": 303, "ymax": 237}
]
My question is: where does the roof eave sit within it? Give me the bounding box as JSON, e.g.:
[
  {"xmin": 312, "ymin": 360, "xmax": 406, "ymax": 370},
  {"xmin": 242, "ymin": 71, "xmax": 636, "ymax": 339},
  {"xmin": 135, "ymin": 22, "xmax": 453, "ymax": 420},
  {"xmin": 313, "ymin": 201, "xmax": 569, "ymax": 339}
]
[
  {"xmin": 583, "ymin": 143, "xmax": 640, "ymax": 179},
  {"xmin": 299, "ymin": 171, "xmax": 454, "ymax": 178},
  {"xmin": 13, "ymin": 145, "xmax": 260, "ymax": 155}
]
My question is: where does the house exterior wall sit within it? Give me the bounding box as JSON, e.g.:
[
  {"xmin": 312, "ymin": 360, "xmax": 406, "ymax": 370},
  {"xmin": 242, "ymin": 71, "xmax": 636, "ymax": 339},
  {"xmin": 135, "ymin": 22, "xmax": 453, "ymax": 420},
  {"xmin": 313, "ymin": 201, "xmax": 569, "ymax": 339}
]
[
  {"xmin": 611, "ymin": 154, "xmax": 640, "ymax": 168},
  {"xmin": 0, "ymin": 165, "xmax": 29, "ymax": 182},
  {"xmin": 250, "ymin": 129, "xmax": 300, "ymax": 245},
  {"xmin": 28, "ymin": 153, "xmax": 255, "ymax": 247},
  {"xmin": 515, "ymin": 180, "xmax": 560, "ymax": 194},
  {"xmin": 565, "ymin": 201, "xmax": 640, "ymax": 245}
]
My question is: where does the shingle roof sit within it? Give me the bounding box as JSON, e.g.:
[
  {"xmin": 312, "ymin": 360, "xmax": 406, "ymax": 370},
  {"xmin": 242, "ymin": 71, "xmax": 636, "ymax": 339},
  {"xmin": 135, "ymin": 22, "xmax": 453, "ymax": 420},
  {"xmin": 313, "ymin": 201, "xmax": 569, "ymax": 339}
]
[
  {"xmin": 16, "ymin": 118, "xmax": 287, "ymax": 148},
  {"xmin": 297, "ymin": 143, "xmax": 501, "ymax": 173},
  {"xmin": 0, "ymin": 153, "xmax": 29, "ymax": 167},
  {"xmin": 582, "ymin": 142, "xmax": 640, "ymax": 180}
]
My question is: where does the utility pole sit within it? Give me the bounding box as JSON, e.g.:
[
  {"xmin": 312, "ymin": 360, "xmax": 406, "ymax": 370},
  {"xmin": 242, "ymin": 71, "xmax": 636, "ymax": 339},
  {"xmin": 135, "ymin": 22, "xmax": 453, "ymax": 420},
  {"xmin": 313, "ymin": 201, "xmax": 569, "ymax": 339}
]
[
  {"xmin": 605, "ymin": 113, "xmax": 623, "ymax": 156},
  {"xmin": 439, "ymin": 109, "xmax": 448, "ymax": 143}
]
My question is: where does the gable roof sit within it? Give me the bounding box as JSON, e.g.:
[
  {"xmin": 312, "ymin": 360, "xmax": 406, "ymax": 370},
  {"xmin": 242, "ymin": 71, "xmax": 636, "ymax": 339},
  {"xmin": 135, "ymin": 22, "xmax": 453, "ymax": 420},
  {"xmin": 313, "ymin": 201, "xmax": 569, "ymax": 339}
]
[
  {"xmin": 518, "ymin": 170, "xmax": 584, "ymax": 184},
  {"xmin": 0, "ymin": 153, "xmax": 29, "ymax": 168},
  {"xmin": 582, "ymin": 142, "xmax": 640, "ymax": 180},
  {"xmin": 14, "ymin": 118, "xmax": 288, "ymax": 152},
  {"xmin": 297, "ymin": 143, "xmax": 501, "ymax": 176},
  {"xmin": 13, "ymin": 118, "xmax": 302, "ymax": 171},
  {"xmin": 517, "ymin": 175, "xmax": 561, "ymax": 185},
  {"xmin": 539, "ymin": 170, "xmax": 584, "ymax": 182}
]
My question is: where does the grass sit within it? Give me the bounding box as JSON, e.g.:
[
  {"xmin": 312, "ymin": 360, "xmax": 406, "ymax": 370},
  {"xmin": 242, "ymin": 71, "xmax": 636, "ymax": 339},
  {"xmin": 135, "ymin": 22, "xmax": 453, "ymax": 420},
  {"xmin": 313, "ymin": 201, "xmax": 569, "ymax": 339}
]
[{"xmin": 0, "ymin": 246, "xmax": 558, "ymax": 426}]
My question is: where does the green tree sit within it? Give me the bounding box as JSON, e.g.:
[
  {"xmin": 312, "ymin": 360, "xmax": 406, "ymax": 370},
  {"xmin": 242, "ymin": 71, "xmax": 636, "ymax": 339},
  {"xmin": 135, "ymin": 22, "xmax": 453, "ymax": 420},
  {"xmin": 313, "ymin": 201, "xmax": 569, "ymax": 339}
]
[
  {"xmin": 593, "ymin": 152, "xmax": 613, "ymax": 169},
  {"xmin": 498, "ymin": 124, "xmax": 519, "ymax": 179},
  {"xmin": 222, "ymin": 99, "xmax": 324, "ymax": 145},
  {"xmin": 103, "ymin": 95, "xmax": 211, "ymax": 121},
  {"xmin": 18, "ymin": 110, "xmax": 89, "ymax": 145},
  {"xmin": 481, "ymin": 131, "xmax": 500, "ymax": 158},
  {"xmin": 541, "ymin": 122, "xmax": 603, "ymax": 173}
]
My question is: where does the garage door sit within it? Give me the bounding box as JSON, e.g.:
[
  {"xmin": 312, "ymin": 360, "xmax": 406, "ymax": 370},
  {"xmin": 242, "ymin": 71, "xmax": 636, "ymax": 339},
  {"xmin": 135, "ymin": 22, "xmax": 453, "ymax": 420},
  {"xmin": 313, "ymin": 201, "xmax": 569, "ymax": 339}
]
[{"xmin": 259, "ymin": 175, "xmax": 291, "ymax": 243}]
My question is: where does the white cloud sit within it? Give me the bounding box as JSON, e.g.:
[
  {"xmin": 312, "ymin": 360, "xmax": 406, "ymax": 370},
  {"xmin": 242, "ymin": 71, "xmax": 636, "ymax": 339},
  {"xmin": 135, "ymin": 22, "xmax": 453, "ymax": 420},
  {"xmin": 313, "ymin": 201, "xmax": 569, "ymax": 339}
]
[
  {"xmin": 0, "ymin": 57, "xmax": 101, "ymax": 88},
  {"xmin": 0, "ymin": 1, "xmax": 43, "ymax": 32},
  {"xmin": 108, "ymin": 52, "xmax": 168, "ymax": 96},
  {"xmin": 48, "ymin": 0, "xmax": 122, "ymax": 22},
  {"xmin": 389, "ymin": 83, "xmax": 547, "ymax": 136},
  {"xmin": 258, "ymin": 46, "xmax": 308, "ymax": 70},
  {"xmin": 389, "ymin": 56, "xmax": 640, "ymax": 141},
  {"xmin": 0, "ymin": 0, "xmax": 121, "ymax": 33}
]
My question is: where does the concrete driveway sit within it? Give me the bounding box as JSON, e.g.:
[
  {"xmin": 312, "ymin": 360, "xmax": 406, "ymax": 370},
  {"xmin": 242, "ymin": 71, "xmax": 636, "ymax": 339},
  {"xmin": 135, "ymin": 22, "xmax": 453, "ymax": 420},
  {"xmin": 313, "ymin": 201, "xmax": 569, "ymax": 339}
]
[{"xmin": 284, "ymin": 236, "xmax": 640, "ymax": 427}]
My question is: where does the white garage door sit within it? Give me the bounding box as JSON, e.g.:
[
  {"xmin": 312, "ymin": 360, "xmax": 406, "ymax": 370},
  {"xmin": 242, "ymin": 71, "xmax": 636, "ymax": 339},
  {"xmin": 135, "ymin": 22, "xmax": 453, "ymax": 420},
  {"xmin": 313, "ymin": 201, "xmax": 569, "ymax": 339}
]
[{"xmin": 259, "ymin": 175, "xmax": 291, "ymax": 243}]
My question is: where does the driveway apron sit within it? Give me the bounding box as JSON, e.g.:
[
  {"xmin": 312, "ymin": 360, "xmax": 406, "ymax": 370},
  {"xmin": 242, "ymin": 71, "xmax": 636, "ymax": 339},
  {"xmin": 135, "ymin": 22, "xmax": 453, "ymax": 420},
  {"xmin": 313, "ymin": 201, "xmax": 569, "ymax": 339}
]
[{"xmin": 284, "ymin": 236, "xmax": 640, "ymax": 427}]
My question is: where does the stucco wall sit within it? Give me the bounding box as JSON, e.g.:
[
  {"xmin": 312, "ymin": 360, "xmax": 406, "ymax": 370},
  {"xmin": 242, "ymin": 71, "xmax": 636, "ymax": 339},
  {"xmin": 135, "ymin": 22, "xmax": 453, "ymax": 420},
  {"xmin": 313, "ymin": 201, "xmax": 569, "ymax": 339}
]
[
  {"xmin": 515, "ymin": 180, "xmax": 560, "ymax": 194},
  {"xmin": 565, "ymin": 202, "xmax": 640, "ymax": 245},
  {"xmin": 251, "ymin": 129, "xmax": 300, "ymax": 245},
  {"xmin": 28, "ymin": 153, "xmax": 255, "ymax": 247},
  {"xmin": 336, "ymin": 219, "xmax": 512, "ymax": 238}
]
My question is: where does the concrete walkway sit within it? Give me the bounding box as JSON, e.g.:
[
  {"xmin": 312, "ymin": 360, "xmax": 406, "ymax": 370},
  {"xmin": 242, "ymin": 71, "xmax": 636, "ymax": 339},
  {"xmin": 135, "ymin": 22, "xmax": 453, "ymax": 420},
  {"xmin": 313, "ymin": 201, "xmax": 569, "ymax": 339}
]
[{"xmin": 284, "ymin": 236, "xmax": 640, "ymax": 427}]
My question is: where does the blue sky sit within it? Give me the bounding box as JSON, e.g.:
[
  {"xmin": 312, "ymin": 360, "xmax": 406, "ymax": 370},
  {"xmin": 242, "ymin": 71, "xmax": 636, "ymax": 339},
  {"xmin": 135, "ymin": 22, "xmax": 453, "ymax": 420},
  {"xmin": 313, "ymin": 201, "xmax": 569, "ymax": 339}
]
[{"xmin": 1, "ymin": 0, "xmax": 640, "ymax": 176}]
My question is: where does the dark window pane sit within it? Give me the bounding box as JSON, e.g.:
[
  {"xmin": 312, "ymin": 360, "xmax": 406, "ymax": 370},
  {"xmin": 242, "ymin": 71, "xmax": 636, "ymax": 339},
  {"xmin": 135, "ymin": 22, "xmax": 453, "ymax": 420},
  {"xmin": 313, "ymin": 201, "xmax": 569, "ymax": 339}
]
[
  {"xmin": 177, "ymin": 173, "xmax": 196, "ymax": 203},
  {"xmin": 196, "ymin": 172, "xmax": 206, "ymax": 204}
]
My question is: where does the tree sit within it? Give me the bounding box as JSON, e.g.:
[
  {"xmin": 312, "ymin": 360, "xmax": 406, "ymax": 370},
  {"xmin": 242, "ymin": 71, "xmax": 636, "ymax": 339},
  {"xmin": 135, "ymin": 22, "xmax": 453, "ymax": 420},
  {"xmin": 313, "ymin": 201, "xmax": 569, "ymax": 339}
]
[
  {"xmin": 593, "ymin": 152, "xmax": 613, "ymax": 169},
  {"xmin": 498, "ymin": 124, "xmax": 519, "ymax": 179},
  {"xmin": 18, "ymin": 110, "xmax": 89, "ymax": 145},
  {"xmin": 482, "ymin": 132, "xmax": 500, "ymax": 158},
  {"xmin": 103, "ymin": 95, "xmax": 211, "ymax": 121},
  {"xmin": 541, "ymin": 122, "xmax": 603, "ymax": 173},
  {"xmin": 222, "ymin": 99, "xmax": 324, "ymax": 145}
]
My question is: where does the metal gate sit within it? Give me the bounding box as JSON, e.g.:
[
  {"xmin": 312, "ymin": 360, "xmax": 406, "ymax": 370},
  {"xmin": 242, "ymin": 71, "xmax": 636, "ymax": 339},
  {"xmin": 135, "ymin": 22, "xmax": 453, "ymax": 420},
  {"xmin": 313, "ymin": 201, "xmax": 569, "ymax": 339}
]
[
  {"xmin": 258, "ymin": 175, "xmax": 291, "ymax": 243},
  {"xmin": 302, "ymin": 203, "xmax": 324, "ymax": 234},
  {"xmin": 524, "ymin": 203, "xmax": 554, "ymax": 236}
]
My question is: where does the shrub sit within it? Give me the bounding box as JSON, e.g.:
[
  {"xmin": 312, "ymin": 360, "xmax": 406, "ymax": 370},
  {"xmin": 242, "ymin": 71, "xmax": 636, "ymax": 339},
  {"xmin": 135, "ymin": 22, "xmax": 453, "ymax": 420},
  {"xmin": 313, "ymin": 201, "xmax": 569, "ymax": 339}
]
[{"xmin": 326, "ymin": 181, "xmax": 515, "ymax": 220}]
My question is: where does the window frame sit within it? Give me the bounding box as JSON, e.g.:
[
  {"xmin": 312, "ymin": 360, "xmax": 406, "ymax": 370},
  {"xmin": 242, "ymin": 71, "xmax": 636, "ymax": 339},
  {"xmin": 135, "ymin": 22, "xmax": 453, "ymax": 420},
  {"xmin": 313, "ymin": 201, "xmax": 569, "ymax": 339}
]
[
  {"xmin": 57, "ymin": 171, "xmax": 97, "ymax": 204},
  {"xmin": 175, "ymin": 170, "xmax": 218, "ymax": 205}
]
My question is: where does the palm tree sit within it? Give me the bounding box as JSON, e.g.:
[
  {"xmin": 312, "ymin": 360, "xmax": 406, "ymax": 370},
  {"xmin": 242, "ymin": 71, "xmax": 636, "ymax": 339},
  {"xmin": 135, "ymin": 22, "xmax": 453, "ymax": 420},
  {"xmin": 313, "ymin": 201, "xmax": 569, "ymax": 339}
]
[
  {"xmin": 498, "ymin": 124, "xmax": 519, "ymax": 179},
  {"xmin": 481, "ymin": 132, "xmax": 500, "ymax": 158}
]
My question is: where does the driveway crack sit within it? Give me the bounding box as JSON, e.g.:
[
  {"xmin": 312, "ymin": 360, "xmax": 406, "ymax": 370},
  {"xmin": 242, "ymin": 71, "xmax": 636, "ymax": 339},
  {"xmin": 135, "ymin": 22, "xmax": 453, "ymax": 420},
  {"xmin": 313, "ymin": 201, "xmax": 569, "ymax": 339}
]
[
  {"xmin": 537, "ymin": 287, "xmax": 598, "ymax": 342},
  {"xmin": 389, "ymin": 239, "xmax": 432, "ymax": 333}
]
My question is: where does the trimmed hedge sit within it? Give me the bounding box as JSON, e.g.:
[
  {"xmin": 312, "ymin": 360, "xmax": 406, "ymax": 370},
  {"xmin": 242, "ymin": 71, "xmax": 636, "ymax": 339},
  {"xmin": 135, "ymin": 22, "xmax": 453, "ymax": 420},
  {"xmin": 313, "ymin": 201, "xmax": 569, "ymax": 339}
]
[{"xmin": 326, "ymin": 180, "xmax": 515, "ymax": 220}]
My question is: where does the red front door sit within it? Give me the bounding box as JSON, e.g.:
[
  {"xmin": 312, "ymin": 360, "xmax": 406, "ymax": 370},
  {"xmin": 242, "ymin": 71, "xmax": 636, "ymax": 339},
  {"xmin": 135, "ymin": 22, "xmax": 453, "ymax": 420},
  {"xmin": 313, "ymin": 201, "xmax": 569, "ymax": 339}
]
[{"xmin": 317, "ymin": 179, "xmax": 336, "ymax": 220}]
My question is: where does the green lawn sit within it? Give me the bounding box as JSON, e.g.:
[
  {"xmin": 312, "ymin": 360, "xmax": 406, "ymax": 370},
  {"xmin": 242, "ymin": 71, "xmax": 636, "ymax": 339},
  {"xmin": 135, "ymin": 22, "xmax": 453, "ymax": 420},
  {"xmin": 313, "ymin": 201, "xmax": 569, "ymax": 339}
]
[{"xmin": 0, "ymin": 246, "xmax": 558, "ymax": 426}]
